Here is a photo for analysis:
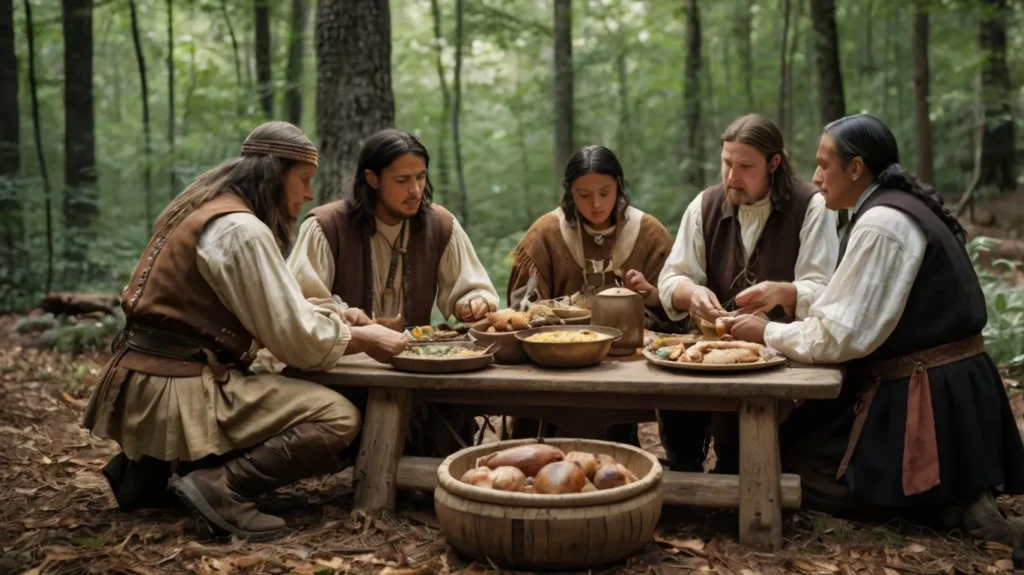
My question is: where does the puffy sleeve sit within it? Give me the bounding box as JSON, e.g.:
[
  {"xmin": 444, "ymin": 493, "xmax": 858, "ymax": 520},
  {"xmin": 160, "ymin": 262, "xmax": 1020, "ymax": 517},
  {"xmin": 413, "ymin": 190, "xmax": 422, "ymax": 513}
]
[
  {"xmin": 764, "ymin": 206, "xmax": 926, "ymax": 363},
  {"xmin": 657, "ymin": 192, "xmax": 707, "ymax": 321},
  {"xmin": 792, "ymin": 192, "xmax": 839, "ymax": 319},
  {"xmin": 434, "ymin": 217, "xmax": 500, "ymax": 318},
  {"xmin": 197, "ymin": 213, "xmax": 351, "ymax": 371}
]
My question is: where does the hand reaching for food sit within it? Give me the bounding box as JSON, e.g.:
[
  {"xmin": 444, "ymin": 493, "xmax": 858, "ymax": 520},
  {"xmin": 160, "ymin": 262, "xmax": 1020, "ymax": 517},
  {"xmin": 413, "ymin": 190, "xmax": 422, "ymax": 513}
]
[
  {"xmin": 456, "ymin": 297, "xmax": 492, "ymax": 323},
  {"xmin": 734, "ymin": 281, "xmax": 797, "ymax": 318}
]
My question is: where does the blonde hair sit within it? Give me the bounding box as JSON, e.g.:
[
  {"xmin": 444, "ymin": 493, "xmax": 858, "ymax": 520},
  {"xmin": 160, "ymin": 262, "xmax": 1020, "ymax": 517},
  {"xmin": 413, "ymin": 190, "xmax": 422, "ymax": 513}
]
[{"xmin": 153, "ymin": 121, "xmax": 317, "ymax": 251}]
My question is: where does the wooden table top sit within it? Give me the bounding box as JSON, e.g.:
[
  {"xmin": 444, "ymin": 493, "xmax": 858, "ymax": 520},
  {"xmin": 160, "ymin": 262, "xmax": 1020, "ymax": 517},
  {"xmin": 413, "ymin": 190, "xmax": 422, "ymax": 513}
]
[{"xmin": 291, "ymin": 353, "xmax": 844, "ymax": 400}]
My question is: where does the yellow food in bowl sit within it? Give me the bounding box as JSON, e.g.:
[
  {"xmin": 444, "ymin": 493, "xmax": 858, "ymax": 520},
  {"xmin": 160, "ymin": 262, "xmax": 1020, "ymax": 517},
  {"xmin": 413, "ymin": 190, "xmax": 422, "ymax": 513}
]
[{"xmin": 524, "ymin": 330, "xmax": 603, "ymax": 343}]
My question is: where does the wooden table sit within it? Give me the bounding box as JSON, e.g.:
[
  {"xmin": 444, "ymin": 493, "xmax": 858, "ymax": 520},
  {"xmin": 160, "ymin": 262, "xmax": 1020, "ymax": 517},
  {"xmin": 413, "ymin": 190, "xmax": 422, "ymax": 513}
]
[{"xmin": 296, "ymin": 354, "xmax": 842, "ymax": 550}]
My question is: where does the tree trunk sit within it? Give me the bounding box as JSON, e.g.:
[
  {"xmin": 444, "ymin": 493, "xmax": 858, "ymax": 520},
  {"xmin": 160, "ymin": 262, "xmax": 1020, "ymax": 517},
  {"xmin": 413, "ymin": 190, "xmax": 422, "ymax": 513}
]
[
  {"xmin": 314, "ymin": 0, "xmax": 394, "ymax": 203},
  {"xmin": 553, "ymin": 0, "xmax": 573, "ymax": 178},
  {"xmin": 776, "ymin": 0, "xmax": 791, "ymax": 134},
  {"xmin": 285, "ymin": 0, "xmax": 308, "ymax": 127},
  {"xmin": 62, "ymin": 0, "xmax": 98, "ymax": 281},
  {"xmin": 976, "ymin": 0, "xmax": 1015, "ymax": 192},
  {"xmin": 167, "ymin": 0, "xmax": 176, "ymax": 198},
  {"xmin": 684, "ymin": 0, "xmax": 703, "ymax": 189},
  {"xmin": 129, "ymin": 0, "xmax": 153, "ymax": 230},
  {"xmin": 24, "ymin": 0, "xmax": 52, "ymax": 292},
  {"xmin": 0, "ymin": 0, "xmax": 19, "ymax": 179},
  {"xmin": 735, "ymin": 0, "xmax": 754, "ymax": 112},
  {"xmin": 254, "ymin": 0, "xmax": 272, "ymax": 119},
  {"xmin": 810, "ymin": 0, "xmax": 846, "ymax": 125},
  {"xmin": 452, "ymin": 0, "xmax": 468, "ymax": 227},
  {"xmin": 615, "ymin": 39, "xmax": 632, "ymax": 168},
  {"xmin": 785, "ymin": 0, "xmax": 803, "ymax": 146},
  {"xmin": 220, "ymin": 0, "xmax": 242, "ymax": 90},
  {"xmin": 180, "ymin": 40, "xmax": 197, "ymax": 137},
  {"xmin": 0, "ymin": 0, "xmax": 21, "ymax": 279},
  {"xmin": 429, "ymin": 0, "xmax": 451, "ymax": 206},
  {"xmin": 912, "ymin": 0, "xmax": 933, "ymax": 184}
]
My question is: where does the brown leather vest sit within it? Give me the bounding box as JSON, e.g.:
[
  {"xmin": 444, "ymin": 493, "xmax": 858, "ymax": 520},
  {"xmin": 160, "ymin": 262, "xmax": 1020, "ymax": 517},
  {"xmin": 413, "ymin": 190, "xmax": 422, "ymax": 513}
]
[
  {"xmin": 306, "ymin": 200, "xmax": 455, "ymax": 327},
  {"xmin": 701, "ymin": 180, "xmax": 817, "ymax": 317},
  {"xmin": 119, "ymin": 194, "xmax": 257, "ymax": 375}
]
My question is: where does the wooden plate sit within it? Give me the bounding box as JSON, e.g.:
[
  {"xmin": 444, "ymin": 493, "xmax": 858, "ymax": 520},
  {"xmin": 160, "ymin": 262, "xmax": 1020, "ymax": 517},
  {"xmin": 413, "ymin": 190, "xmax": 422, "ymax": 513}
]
[
  {"xmin": 642, "ymin": 349, "xmax": 787, "ymax": 372},
  {"xmin": 391, "ymin": 342, "xmax": 494, "ymax": 374}
]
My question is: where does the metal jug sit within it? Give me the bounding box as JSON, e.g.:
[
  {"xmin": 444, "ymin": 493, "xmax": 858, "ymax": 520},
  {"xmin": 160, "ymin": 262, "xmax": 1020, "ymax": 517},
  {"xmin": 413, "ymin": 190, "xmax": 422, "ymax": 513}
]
[{"xmin": 591, "ymin": 287, "xmax": 644, "ymax": 356}]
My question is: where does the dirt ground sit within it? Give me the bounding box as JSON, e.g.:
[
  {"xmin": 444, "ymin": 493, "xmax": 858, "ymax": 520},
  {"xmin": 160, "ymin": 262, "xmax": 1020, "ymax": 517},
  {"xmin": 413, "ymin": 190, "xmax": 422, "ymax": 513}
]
[{"xmin": 3, "ymin": 195, "xmax": 1024, "ymax": 575}]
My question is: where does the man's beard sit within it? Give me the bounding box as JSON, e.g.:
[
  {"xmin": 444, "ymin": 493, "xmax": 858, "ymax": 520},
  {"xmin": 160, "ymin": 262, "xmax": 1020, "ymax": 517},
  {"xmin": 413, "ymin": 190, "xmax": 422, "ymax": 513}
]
[{"xmin": 381, "ymin": 200, "xmax": 418, "ymax": 221}]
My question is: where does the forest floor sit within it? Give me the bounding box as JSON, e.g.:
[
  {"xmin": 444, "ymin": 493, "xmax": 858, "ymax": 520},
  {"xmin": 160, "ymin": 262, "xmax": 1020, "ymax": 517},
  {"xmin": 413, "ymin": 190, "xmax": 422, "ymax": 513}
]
[{"xmin": 3, "ymin": 194, "xmax": 1024, "ymax": 575}]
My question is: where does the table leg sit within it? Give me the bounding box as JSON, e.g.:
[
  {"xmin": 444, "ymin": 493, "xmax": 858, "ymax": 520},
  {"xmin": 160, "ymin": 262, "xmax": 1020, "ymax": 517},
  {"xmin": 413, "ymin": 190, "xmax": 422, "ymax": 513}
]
[
  {"xmin": 353, "ymin": 388, "xmax": 413, "ymax": 512},
  {"xmin": 738, "ymin": 399, "xmax": 782, "ymax": 550}
]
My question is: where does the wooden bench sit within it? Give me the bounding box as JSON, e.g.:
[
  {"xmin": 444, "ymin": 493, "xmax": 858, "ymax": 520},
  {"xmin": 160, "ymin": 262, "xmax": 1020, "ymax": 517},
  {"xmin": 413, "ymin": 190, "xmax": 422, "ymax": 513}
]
[{"xmin": 295, "ymin": 354, "xmax": 842, "ymax": 550}]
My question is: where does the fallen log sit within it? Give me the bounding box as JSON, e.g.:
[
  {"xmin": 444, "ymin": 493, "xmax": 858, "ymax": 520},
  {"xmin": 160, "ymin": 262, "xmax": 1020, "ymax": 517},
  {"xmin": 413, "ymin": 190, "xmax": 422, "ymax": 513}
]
[{"xmin": 39, "ymin": 292, "xmax": 120, "ymax": 316}]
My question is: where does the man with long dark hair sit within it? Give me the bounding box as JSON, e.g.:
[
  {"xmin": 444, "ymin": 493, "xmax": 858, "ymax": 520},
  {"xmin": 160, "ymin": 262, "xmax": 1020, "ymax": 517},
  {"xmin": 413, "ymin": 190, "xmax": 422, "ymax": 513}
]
[
  {"xmin": 83, "ymin": 122, "xmax": 409, "ymax": 541},
  {"xmin": 657, "ymin": 114, "xmax": 839, "ymax": 473},
  {"xmin": 290, "ymin": 128, "xmax": 498, "ymax": 330},
  {"xmin": 726, "ymin": 113, "xmax": 1024, "ymax": 547}
]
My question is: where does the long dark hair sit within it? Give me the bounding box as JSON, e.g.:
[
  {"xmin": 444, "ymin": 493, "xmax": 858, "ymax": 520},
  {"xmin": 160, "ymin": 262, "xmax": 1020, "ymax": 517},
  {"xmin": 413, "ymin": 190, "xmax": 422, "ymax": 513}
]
[
  {"xmin": 825, "ymin": 114, "xmax": 967, "ymax": 243},
  {"xmin": 720, "ymin": 114, "xmax": 798, "ymax": 212},
  {"xmin": 154, "ymin": 121, "xmax": 311, "ymax": 251},
  {"xmin": 560, "ymin": 145, "xmax": 631, "ymax": 226},
  {"xmin": 349, "ymin": 128, "xmax": 434, "ymax": 235}
]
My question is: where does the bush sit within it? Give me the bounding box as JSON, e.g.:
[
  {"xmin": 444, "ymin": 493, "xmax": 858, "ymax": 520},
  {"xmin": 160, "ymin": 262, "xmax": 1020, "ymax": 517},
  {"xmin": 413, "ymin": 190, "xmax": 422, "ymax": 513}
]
[{"xmin": 968, "ymin": 237, "xmax": 1024, "ymax": 367}]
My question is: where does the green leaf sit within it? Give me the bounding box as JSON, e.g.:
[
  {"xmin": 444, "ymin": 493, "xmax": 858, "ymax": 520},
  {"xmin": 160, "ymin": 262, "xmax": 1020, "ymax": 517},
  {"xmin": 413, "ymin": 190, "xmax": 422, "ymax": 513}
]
[
  {"xmin": 996, "ymin": 293, "xmax": 1008, "ymax": 312},
  {"xmin": 73, "ymin": 536, "xmax": 104, "ymax": 549}
]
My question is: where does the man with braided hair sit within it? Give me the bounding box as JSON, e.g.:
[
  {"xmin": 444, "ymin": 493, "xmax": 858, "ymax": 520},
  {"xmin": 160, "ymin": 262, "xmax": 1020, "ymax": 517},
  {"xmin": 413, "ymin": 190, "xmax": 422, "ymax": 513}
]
[{"xmin": 82, "ymin": 121, "xmax": 408, "ymax": 540}]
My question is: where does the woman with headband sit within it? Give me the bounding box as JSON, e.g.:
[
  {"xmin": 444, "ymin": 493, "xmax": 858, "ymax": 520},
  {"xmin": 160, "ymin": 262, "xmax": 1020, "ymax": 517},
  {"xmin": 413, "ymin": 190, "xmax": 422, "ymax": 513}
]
[
  {"xmin": 82, "ymin": 121, "xmax": 409, "ymax": 541},
  {"xmin": 726, "ymin": 114, "xmax": 1024, "ymax": 546}
]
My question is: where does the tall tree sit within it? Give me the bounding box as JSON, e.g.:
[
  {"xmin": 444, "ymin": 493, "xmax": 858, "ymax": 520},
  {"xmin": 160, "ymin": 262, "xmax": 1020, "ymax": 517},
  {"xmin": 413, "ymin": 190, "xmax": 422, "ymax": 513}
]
[
  {"xmin": 255, "ymin": 0, "xmax": 272, "ymax": 118},
  {"xmin": 315, "ymin": 0, "xmax": 394, "ymax": 203},
  {"xmin": 735, "ymin": 0, "xmax": 754, "ymax": 112},
  {"xmin": 553, "ymin": 0, "xmax": 573, "ymax": 178},
  {"xmin": 62, "ymin": 0, "xmax": 98, "ymax": 278},
  {"xmin": 24, "ymin": 0, "xmax": 52, "ymax": 292},
  {"xmin": 167, "ymin": 0, "xmax": 176, "ymax": 198},
  {"xmin": 684, "ymin": 0, "xmax": 703, "ymax": 188},
  {"xmin": 285, "ymin": 0, "xmax": 308, "ymax": 126},
  {"xmin": 429, "ymin": 0, "xmax": 451, "ymax": 206},
  {"xmin": 776, "ymin": 0, "xmax": 791, "ymax": 137},
  {"xmin": 129, "ymin": 0, "xmax": 153, "ymax": 228},
  {"xmin": 0, "ymin": 0, "xmax": 21, "ymax": 270},
  {"xmin": 452, "ymin": 0, "xmax": 468, "ymax": 226},
  {"xmin": 810, "ymin": 0, "xmax": 846, "ymax": 126},
  {"xmin": 976, "ymin": 0, "xmax": 1015, "ymax": 191},
  {"xmin": 0, "ymin": 0, "xmax": 17, "ymax": 180},
  {"xmin": 912, "ymin": 0, "xmax": 933, "ymax": 183}
]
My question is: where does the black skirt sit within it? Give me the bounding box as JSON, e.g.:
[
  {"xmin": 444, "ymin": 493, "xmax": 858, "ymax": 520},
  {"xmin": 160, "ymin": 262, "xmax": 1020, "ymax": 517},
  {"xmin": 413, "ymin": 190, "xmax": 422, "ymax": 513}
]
[{"xmin": 781, "ymin": 352, "xmax": 1024, "ymax": 508}]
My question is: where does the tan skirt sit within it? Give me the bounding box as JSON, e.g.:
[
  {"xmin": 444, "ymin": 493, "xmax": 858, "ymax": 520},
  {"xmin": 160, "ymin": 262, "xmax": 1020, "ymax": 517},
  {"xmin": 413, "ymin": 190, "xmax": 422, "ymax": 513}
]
[{"xmin": 82, "ymin": 365, "xmax": 361, "ymax": 462}]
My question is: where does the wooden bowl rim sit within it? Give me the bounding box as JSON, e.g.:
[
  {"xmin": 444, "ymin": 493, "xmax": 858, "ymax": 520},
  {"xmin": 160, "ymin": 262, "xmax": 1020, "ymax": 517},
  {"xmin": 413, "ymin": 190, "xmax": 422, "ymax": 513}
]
[{"xmin": 437, "ymin": 438, "xmax": 663, "ymax": 508}]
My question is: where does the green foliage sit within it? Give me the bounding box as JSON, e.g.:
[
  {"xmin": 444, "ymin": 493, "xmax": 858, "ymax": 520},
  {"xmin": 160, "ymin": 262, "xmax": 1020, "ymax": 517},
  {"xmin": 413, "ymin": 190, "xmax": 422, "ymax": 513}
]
[
  {"xmin": 13, "ymin": 312, "xmax": 58, "ymax": 333},
  {"xmin": 968, "ymin": 237, "xmax": 1024, "ymax": 367},
  {"xmin": 38, "ymin": 309, "xmax": 125, "ymax": 355}
]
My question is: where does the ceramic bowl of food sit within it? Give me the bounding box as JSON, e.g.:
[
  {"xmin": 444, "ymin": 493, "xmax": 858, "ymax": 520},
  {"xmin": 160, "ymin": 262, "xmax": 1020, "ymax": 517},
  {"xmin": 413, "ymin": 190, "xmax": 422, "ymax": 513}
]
[
  {"xmin": 469, "ymin": 320, "xmax": 529, "ymax": 365},
  {"xmin": 514, "ymin": 325, "xmax": 622, "ymax": 368}
]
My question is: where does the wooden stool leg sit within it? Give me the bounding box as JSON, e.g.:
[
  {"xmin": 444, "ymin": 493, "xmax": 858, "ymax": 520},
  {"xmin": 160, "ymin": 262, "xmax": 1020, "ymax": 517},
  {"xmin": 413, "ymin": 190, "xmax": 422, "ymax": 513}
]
[
  {"xmin": 353, "ymin": 388, "xmax": 413, "ymax": 512},
  {"xmin": 738, "ymin": 399, "xmax": 782, "ymax": 550}
]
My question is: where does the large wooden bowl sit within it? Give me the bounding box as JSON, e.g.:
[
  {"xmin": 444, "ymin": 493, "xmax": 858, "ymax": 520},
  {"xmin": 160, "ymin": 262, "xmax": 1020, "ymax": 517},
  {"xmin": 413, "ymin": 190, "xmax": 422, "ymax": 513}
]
[
  {"xmin": 514, "ymin": 325, "xmax": 622, "ymax": 368},
  {"xmin": 435, "ymin": 438, "xmax": 663, "ymax": 570}
]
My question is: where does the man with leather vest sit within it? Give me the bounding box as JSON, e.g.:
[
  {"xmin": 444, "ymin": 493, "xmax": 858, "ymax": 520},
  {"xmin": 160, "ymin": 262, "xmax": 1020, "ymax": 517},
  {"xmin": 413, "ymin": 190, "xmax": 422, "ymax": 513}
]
[
  {"xmin": 82, "ymin": 122, "xmax": 409, "ymax": 541},
  {"xmin": 288, "ymin": 128, "xmax": 500, "ymax": 456},
  {"xmin": 656, "ymin": 114, "xmax": 839, "ymax": 473}
]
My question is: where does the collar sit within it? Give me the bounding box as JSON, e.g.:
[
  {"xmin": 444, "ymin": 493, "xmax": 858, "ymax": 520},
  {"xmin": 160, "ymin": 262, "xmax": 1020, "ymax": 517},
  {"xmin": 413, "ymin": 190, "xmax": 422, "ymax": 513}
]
[
  {"xmin": 556, "ymin": 206, "xmax": 644, "ymax": 270},
  {"xmin": 852, "ymin": 182, "xmax": 882, "ymax": 216}
]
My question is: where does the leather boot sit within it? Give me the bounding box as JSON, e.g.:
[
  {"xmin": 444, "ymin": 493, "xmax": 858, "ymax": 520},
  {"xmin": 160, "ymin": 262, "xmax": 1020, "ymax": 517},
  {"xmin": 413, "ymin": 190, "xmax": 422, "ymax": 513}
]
[
  {"xmin": 962, "ymin": 490, "xmax": 1021, "ymax": 547},
  {"xmin": 172, "ymin": 423, "xmax": 354, "ymax": 541}
]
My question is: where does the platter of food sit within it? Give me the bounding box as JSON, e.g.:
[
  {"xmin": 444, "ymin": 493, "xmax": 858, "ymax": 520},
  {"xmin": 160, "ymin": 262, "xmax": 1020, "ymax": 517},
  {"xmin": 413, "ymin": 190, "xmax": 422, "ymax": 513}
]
[
  {"xmin": 406, "ymin": 317, "xmax": 470, "ymax": 342},
  {"xmin": 459, "ymin": 442, "xmax": 639, "ymax": 495},
  {"xmin": 642, "ymin": 339, "xmax": 787, "ymax": 372},
  {"xmin": 390, "ymin": 341, "xmax": 494, "ymax": 374}
]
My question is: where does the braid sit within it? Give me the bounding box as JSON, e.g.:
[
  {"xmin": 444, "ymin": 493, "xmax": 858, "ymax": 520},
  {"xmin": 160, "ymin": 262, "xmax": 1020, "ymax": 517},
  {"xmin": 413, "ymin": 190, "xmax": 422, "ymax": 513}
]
[{"xmin": 877, "ymin": 165, "xmax": 967, "ymax": 244}]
